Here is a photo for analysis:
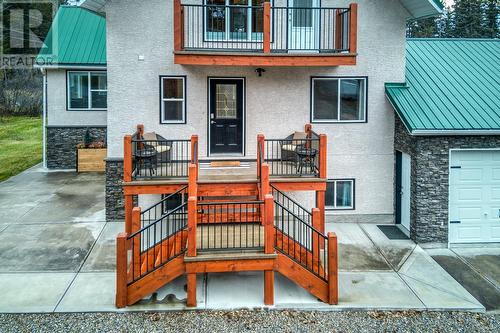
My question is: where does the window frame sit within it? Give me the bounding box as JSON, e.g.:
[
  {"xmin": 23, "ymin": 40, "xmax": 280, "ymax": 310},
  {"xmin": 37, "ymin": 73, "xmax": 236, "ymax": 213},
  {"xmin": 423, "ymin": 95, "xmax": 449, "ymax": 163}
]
[
  {"xmin": 310, "ymin": 76, "xmax": 368, "ymax": 123},
  {"xmin": 159, "ymin": 75, "xmax": 187, "ymax": 124},
  {"xmin": 325, "ymin": 178, "xmax": 355, "ymax": 210},
  {"xmin": 66, "ymin": 70, "xmax": 107, "ymax": 111}
]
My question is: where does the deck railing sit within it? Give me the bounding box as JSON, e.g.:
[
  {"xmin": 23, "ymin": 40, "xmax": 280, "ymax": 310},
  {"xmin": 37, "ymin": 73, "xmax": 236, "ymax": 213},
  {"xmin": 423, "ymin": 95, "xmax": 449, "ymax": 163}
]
[{"xmin": 176, "ymin": 1, "xmax": 357, "ymax": 54}]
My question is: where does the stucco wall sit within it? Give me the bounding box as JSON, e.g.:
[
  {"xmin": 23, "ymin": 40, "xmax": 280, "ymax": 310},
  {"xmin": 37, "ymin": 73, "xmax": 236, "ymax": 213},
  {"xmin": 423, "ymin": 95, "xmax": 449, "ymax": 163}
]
[
  {"xmin": 105, "ymin": 0, "xmax": 408, "ymax": 217},
  {"xmin": 46, "ymin": 69, "xmax": 107, "ymax": 126}
]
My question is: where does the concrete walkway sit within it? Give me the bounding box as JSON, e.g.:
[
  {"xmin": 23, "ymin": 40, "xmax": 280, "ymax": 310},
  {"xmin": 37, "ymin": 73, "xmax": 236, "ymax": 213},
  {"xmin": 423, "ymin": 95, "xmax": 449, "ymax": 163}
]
[{"xmin": 0, "ymin": 165, "xmax": 486, "ymax": 313}]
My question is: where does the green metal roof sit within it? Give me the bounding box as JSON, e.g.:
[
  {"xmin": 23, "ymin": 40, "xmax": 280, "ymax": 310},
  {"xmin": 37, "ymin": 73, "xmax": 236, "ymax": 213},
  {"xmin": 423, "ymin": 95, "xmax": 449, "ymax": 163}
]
[
  {"xmin": 386, "ymin": 39, "xmax": 500, "ymax": 134},
  {"xmin": 37, "ymin": 6, "xmax": 106, "ymax": 67}
]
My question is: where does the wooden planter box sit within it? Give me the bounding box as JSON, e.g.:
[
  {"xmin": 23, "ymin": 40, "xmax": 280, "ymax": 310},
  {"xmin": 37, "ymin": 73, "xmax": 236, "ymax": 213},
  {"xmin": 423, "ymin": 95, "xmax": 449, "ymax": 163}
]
[{"xmin": 77, "ymin": 148, "xmax": 107, "ymax": 172}]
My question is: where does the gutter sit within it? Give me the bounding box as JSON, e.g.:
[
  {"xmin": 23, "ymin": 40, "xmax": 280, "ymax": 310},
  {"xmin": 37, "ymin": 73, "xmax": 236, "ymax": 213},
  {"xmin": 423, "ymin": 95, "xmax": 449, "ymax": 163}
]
[
  {"xmin": 41, "ymin": 68, "xmax": 47, "ymax": 169},
  {"xmin": 411, "ymin": 130, "xmax": 500, "ymax": 136},
  {"xmin": 34, "ymin": 64, "xmax": 107, "ymax": 70}
]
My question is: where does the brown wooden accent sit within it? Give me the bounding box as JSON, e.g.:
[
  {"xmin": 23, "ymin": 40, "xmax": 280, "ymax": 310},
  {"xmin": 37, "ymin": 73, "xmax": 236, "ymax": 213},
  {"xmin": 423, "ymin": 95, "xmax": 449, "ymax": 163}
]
[
  {"xmin": 198, "ymin": 183, "xmax": 258, "ymax": 196},
  {"xmin": 137, "ymin": 124, "xmax": 144, "ymax": 137},
  {"xmin": 187, "ymin": 273, "xmax": 197, "ymax": 307},
  {"xmin": 190, "ymin": 135, "xmax": 199, "ymax": 179},
  {"xmin": 328, "ymin": 232, "xmax": 338, "ymax": 305},
  {"xmin": 174, "ymin": 52, "xmax": 357, "ymax": 67},
  {"xmin": 115, "ymin": 232, "xmax": 128, "ymax": 308},
  {"xmin": 189, "ymin": 164, "xmax": 198, "ymax": 198},
  {"xmin": 270, "ymin": 182, "xmax": 326, "ymax": 192},
  {"xmin": 123, "ymin": 184, "xmax": 187, "ymax": 195},
  {"xmin": 127, "ymin": 256, "xmax": 185, "ymax": 305},
  {"xmin": 185, "ymin": 258, "xmax": 275, "ymax": 273},
  {"xmin": 257, "ymin": 134, "xmax": 265, "ymax": 178},
  {"xmin": 335, "ymin": 9, "xmax": 342, "ymax": 50},
  {"xmin": 304, "ymin": 124, "xmax": 312, "ymax": 138},
  {"xmin": 123, "ymin": 135, "xmax": 132, "ymax": 182},
  {"xmin": 275, "ymin": 254, "xmax": 329, "ymax": 303},
  {"xmin": 188, "ymin": 196, "xmax": 197, "ymax": 257},
  {"xmin": 315, "ymin": 190, "xmax": 326, "ymax": 235},
  {"xmin": 264, "ymin": 270, "xmax": 274, "ymax": 305},
  {"xmin": 319, "ymin": 134, "xmax": 327, "ymax": 179},
  {"xmin": 173, "ymin": 0, "xmax": 182, "ymax": 52},
  {"xmin": 264, "ymin": 194, "xmax": 274, "ymax": 254},
  {"xmin": 312, "ymin": 208, "xmax": 321, "ymax": 256},
  {"xmin": 263, "ymin": 2, "xmax": 271, "ymax": 53},
  {"xmin": 77, "ymin": 148, "xmax": 106, "ymax": 172},
  {"xmin": 261, "ymin": 164, "xmax": 270, "ymax": 197},
  {"xmin": 124, "ymin": 195, "xmax": 133, "ymax": 234},
  {"xmin": 349, "ymin": 3, "xmax": 358, "ymax": 54},
  {"xmin": 131, "ymin": 207, "xmax": 141, "ymax": 277}
]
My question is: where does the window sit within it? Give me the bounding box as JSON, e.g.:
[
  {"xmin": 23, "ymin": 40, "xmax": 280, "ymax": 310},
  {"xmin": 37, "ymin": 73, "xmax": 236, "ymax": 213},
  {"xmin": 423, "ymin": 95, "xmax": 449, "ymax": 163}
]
[
  {"xmin": 160, "ymin": 76, "xmax": 186, "ymax": 124},
  {"xmin": 67, "ymin": 71, "xmax": 107, "ymax": 110},
  {"xmin": 206, "ymin": 0, "xmax": 266, "ymax": 41},
  {"xmin": 326, "ymin": 179, "xmax": 354, "ymax": 210},
  {"xmin": 311, "ymin": 77, "xmax": 367, "ymax": 122}
]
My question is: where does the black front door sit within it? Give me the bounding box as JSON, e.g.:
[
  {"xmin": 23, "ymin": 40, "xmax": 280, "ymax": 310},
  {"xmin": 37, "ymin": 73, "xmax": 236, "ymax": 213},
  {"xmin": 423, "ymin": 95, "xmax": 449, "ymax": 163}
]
[{"xmin": 209, "ymin": 79, "xmax": 244, "ymax": 155}]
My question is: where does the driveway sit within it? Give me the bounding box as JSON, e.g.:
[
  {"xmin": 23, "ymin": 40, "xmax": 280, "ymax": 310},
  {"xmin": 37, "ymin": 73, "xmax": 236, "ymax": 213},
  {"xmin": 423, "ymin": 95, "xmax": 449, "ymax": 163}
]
[{"xmin": 0, "ymin": 165, "xmax": 490, "ymax": 313}]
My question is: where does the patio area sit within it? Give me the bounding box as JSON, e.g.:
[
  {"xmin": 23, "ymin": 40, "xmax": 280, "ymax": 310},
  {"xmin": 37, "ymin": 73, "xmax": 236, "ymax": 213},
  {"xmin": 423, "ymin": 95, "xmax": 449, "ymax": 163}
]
[{"xmin": 0, "ymin": 165, "xmax": 488, "ymax": 313}]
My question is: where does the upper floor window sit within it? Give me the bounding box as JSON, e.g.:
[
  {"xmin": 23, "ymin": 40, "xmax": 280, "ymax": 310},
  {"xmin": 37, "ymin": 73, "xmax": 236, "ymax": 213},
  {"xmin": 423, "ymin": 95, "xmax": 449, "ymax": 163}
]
[
  {"xmin": 160, "ymin": 76, "xmax": 186, "ymax": 124},
  {"xmin": 67, "ymin": 71, "xmax": 107, "ymax": 110},
  {"xmin": 311, "ymin": 77, "xmax": 367, "ymax": 123}
]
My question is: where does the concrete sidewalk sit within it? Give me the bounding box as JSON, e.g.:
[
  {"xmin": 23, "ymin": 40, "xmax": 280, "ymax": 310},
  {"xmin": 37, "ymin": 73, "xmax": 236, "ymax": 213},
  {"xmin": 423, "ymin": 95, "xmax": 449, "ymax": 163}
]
[{"xmin": 0, "ymin": 165, "xmax": 486, "ymax": 313}]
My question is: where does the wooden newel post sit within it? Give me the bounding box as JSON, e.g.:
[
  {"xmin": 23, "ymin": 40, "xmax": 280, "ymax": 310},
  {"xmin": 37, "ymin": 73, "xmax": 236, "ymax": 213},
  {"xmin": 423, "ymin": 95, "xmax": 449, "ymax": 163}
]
[
  {"xmin": 261, "ymin": 163, "xmax": 270, "ymax": 198},
  {"xmin": 174, "ymin": 0, "xmax": 182, "ymax": 52},
  {"xmin": 187, "ymin": 196, "xmax": 197, "ymax": 257},
  {"xmin": 189, "ymin": 164, "xmax": 198, "ymax": 197},
  {"xmin": 264, "ymin": 194, "xmax": 274, "ymax": 254},
  {"xmin": 115, "ymin": 232, "xmax": 128, "ymax": 308},
  {"xmin": 349, "ymin": 3, "xmax": 358, "ymax": 54},
  {"xmin": 131, "ymin": 207, "xmax": 141, "ymax": 277},
  {"xmin": 263, "ymin": 2, "xmax": 271, "ymax": 53},
  {"xmin": 328, "ymin": 232, "xmax": 338, "ymax": 305}
]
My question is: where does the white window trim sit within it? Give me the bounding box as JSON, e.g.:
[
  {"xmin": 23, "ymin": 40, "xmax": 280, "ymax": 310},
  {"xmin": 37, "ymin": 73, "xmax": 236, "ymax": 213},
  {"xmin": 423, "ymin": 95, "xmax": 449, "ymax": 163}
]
[
  {"xmin": 326, "ymin": 179, "xmax": 355, "ymax": 210},
  {"xmin": 160, "ymin": 76, "xmax": 186, "ymax": 124},
  {"xmin": 311, "ymin": 77, "xmax": 367, "ymax": 123},
  {"xmin": 67, "ymin": 71, "xmax": 107, "ymax": 111}
]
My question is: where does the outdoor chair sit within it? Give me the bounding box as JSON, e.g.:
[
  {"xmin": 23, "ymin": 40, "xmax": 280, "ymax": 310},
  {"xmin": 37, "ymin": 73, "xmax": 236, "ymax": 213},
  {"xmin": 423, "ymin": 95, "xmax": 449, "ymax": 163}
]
[{"xmin": 280, "ymin": 131, "xmax": 308, "ymax": 162}]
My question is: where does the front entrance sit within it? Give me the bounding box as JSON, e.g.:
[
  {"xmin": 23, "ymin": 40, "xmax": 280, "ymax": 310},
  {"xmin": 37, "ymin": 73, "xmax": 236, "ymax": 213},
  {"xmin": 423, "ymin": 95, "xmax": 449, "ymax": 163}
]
[
  {"xmin": 208, "ymin": 78, "xmax": 244, "ymax": 155},
  {"xmin": 288, "ymin": 0, "xmax": 320, "ymax": 51},
  {"xmin": 396, "ymin": 151, "xmax": 411, "ymax": 234}
]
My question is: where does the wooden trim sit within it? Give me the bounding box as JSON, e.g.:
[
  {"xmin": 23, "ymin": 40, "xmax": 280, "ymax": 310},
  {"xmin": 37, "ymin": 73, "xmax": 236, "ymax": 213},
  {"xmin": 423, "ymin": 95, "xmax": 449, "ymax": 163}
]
[
  {"xmin": 264, "ymin": 194, "xmax": 274, "ymax": 254},
  {"xmin": 115, "ymin": 232, "xmax": 128, "ymax": 308},
  {"xmin": 263, "ymin": 2, "xmax": 271, "ymax": 53},
  {"xmin": 174, "ymin": 53, "xmax": 357, "ymax": 67},
  {"xmin": 124, "ymin": 195, "xmax": 133, "ymax": 234},
  {"xmin": 187, "ymin": 197, "xmax": 197, "ymax": 257},
  {"xmin": 185, "ymin": 258, "xmax": 275, "ymax": 273},
  {"xmin": 328, "ymin": 232, "xmax": 338, "ymax": 305},
  {"xmin": 123, "ymin": 184, "xmax": 187, "ymax": 195},
  {"xmin": 319, "ymin": 134, "xmax": 327, "ymax": 179},
  {"xmin": 270, "ymin": 182, "xmax": 326, "ymax": 192},
  {"xmin": 187, "ymin": 273, "xmax": 197, "ymax": 307},
  {"xmin": 123, "ymin": 135, "xmax": 132, "ymax": 182},
  {"xmin": 349, "ymin": 3, "xmax": 358, "ymax": 54},
  {"xmin": 264, "ymin": 270, "xmax": 274, "ymax": 305},
  {"xmin": 174, "ymin": 0, "xmax": 182, "ymax": 51}
]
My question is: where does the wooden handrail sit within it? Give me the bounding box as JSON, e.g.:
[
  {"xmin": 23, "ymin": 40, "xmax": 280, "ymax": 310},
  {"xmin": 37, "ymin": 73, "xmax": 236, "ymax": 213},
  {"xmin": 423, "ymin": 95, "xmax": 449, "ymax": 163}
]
[
  {"xmin": 349, "ymin": 3, "xmax": 358, "ymax": 54},
  {"xmin": 328, "ymin": 232, "xmax": 338, "ymax": 304},
  {"xmin": 319, "ymin": 134, "xmax": 327, "ymax": 179},
  {"xmin": 263, "ymin": 2, "xmax": 271, "ymax": 53},
  {"xmin": 187, "ymin": 196, "xmax": 197, "ymax": 257},
  {"xmin": 264, "ymin": 194, "xmax": 274, "ymax": 254},
  {"xmin": 115, "ymin": 232, "xmax": 128, "ymax": 308}
]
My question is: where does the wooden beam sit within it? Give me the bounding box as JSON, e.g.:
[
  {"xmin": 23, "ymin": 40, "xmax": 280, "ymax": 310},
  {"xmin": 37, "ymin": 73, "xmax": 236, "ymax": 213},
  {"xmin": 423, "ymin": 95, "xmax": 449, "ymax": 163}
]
[
  {"xmin": 123, "ymin": 135, "xmax": 132, "ymax": 182},
  {"xmin": 264, "ymin": 194, "xmax": 274, "ymax": 254},
  {"xmin": 174, "ymin": 53, "xmax": 357, "ymax": 67},
  {"xmin": 173, "ymin": 0, "xmax": 182, "ymax": 52},
  {"xmin": 115, "ymin": 232, "xmax": 128, "ymax": 308},
  {"xmin": 123, "ymin": 184, "xmax": 187, "ymax": 195},
  {"xmin": 187, "ymin": 273, "xmax": 197, "ymax": 307},
  {"xmin": 349, "ymin": 3, "xmax": 358, "ymax": 54},
  {"xmin": 328, "ymin": 232, "xmax": 338, "ymax": 305},
  {"xmin": 198, "ymin": 183, "xmax": 258, "ymax": 196},
  {"xmin": 263, "ymin": 2, "xmax": 271, "ymax": 53},
  {"xmin": 187, "ymin": 196, "xmax": 197, "ymax": 257},
  {"xmin": 270, "ymin": 182, "xmax": 326, "ymax": 192},
  {"xmin": 264, "ymin": 270, "xmax": 274, "ymax": 305},
  {"xmin": 185, "ymin": 258, "xmax": 275, "ymax": 273}
]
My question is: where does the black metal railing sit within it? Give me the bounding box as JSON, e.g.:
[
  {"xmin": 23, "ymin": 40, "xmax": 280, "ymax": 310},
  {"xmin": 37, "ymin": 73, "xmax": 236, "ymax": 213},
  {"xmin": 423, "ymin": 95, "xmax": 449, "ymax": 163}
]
[
  {"xmin": 132, "ymin": 139, "xmax": 191, "ymax": 179},
  {"xmin": 182, "ymin": 4, "xmax": 264, "ymax": 51},
  {"xmin": 128, "ymin": 203, "xmax": 188, "ymax": 284},
  {"xmin": 274, "ymin": 198, "xmax": 328, "ymax": 281},
  {"xmin": 264, "ymin": 138, "xmax": 320, "ymax": 177},
  {"xmin": 271, "ymin": 185, "xmax": 311, "ymax": 225},
  {"xmin": 271, "ymin": 6, "xmax": 350, "ymax": 53},
  {"xmin": 197, "ymin": 201, "xmax": 264, "ymax": 251},
  {"xmin": 141, "ymin": 186, "xmax": 188, "ymax": 228}
]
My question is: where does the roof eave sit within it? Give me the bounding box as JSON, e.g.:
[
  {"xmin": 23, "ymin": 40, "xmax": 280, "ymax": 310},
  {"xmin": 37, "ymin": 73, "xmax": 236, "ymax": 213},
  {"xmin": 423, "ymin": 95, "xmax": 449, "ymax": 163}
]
[
  {"xmin": 401, "ymin": 0, "xmax": 443, "ymax": 20},
  {"xmin": 411, "ymin": 129, "xmax": 500, "ymax": 136},
  {"xmin": 34, "ymin": 63, "xmax": 107, "ymax": 69}
]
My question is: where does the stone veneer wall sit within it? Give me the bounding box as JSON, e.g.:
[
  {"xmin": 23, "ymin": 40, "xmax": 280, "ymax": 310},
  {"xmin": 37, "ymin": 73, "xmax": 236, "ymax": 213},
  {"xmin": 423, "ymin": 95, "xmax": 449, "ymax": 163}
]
[
  {"xmin": 106, "ymin": 159, "xmax": 134, "ymax": 221},
  {"xmin": 394, "ymin": 117, "xmax": 500, "ymax": 243},
  {"xmin": 46, "ymin": 126, "xmax": 107, "ymax": 169}
]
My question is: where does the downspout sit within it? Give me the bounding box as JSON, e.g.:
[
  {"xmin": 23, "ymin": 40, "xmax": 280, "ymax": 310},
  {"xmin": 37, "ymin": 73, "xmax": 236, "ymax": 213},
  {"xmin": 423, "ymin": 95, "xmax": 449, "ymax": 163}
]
[{"xmin": 41, "ymin": 68, "xmax": 47, "ymax": 169}]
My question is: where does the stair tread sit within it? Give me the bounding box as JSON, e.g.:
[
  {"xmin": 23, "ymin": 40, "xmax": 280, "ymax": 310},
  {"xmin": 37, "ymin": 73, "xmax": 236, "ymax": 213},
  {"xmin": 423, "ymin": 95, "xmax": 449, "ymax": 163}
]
[{"xmin": 184, "ymin": 251, "xmax": 277, "ymax": 262}]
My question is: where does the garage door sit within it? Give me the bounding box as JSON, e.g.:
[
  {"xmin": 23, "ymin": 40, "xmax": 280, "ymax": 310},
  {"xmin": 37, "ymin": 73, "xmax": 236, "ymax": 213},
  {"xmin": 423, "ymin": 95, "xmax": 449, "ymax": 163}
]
[{"xmin": 449, "ymin": 150, "xmax": 500, "ymax": 243}]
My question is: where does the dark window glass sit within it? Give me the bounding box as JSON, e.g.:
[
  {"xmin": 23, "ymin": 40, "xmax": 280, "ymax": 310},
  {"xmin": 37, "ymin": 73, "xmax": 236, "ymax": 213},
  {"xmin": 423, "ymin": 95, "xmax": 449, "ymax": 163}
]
[
  {"xmin": 340, "ymin": 79, "xmax": 364, "ymax": 121},
  {"xmin": 313, "ymin": 79, "xmax": 338, "ymax": 120},
  {"xmin": 336, "ymin": 181, "xmax": 352, "ymax": 208},
  {"xmin": 69, "ymin": 72, "xmax": 89, "ymax": 109},
  {"xmin": 163, "ymin": 101, "xmax": 183, "ymax": 121},
  {"xmin": 325, "ymin": 181, "xmax": 335, "ymax": 207},
  {"xmin": 163, "ymin": 78, "xmax": 183, "ymax": 99},
  {"xmin": 292, "ymin": 0, "xmax": 313, "ymax": 28},
  {"xmin": 207, "ymin": 0, "xmax": 226, "ymax": 33}
]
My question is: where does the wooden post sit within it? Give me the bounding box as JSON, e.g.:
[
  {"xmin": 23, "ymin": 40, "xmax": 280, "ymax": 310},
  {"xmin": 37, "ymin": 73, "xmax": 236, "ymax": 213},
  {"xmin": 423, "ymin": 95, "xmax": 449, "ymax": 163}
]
[
  {"xmin": 132, "ymin": 207, "xmax": 141, "ymax": 277},
  {"xmin": 124, "ymin": 195, "xmax": 133, "ymax": 234},
  {"xmin": 257, "ymin": 134, "xmax": 265, "ymax": 178},
  {"xmin": 123, "ymin": 135, "xmax": 132, "ymax": 182},
  {"xmin": 304, "ymin": 124, "xmax": 312, "ymax": 138},
  {"xmin": 349, "ymin": 3, "xmax": 358, "ymax": 54},
  {"xmin": 261, "ymin": 163, "xmax": 270, "ymax": 197},
  {"xmin": 137, "ymin": 124, "xmax": 144, "ymax": 137},
  {"xmin": 187, "ymin": 196, "xmax": 197, "ymax": 257},
  {"xmin": 174, "ymin": 0, "xmax": 182, "ymax": 52},
  {"xmin": 319, "ymin": 134, "xmax": 327, "ymax": 179},
  {"xmin": 335, "ymin": 9, "xmax": 342, "ymax": 50},
  {"xmin": 316, "ymin": 190, "xmax": 326, "ymax": 236},
  {"xmin": 187, "ymin": 273, "xmax": 197, "ymax": 307},
  {"xmin": 263, "ymin": 2, "xmax": 271, "ymax": 53},
  {"xmin": 264, "ymin": 270, "xmax": 274, "ymax": 305},
  {"xmin": 312, "ymin": 208, "xmax": 321, "ymax": 261},
  {"xmin": 328, "ymin": 232, "xmax": 338, "ymax": 305},
  {"xmin": 189, "ymin": 164, "xmax": 198, "ymax": 198},
  {"xmin": 190, "ymin": 135, "xmax": 199, "ymax": 169},
  {"xmin": 264, "ymin": 194, "xmax": 274, "ymax": 254},
  {"xmin": 115, "ymin": 232, "xmax": 128, "ymax": 308}
]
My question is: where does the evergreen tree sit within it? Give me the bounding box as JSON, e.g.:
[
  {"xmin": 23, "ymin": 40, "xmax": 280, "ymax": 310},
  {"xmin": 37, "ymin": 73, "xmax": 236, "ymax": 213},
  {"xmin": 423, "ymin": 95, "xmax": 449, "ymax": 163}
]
[{"xmin": 483, "ymin": 0, "xmax": 499, "ymax": 38}]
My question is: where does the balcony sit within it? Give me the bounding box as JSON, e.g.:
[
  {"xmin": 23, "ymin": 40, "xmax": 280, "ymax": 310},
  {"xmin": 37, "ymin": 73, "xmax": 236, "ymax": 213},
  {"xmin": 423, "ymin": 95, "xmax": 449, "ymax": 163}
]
[{"xmin": 173, "ymin": 1, "xmax": 358, "ymax": 67}]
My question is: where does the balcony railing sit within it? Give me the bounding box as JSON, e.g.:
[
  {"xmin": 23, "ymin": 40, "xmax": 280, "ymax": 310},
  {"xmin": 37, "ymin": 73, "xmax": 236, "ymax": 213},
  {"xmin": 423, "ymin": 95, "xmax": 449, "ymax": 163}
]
[{"xmin": 177, "ymin": 2, "xmax": 355, "ymax": 54}]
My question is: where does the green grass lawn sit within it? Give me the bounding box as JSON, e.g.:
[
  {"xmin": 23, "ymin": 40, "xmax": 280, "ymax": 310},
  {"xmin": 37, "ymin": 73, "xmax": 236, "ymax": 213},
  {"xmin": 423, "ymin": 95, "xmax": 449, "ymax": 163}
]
[{"xmin": 0, "ymin": 116, "xmax": 42, "ymax": 181}]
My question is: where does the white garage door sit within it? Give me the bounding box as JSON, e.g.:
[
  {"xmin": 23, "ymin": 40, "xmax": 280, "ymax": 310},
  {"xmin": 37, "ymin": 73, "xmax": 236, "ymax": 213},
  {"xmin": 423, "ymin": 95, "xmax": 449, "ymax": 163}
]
[{"xmin": 449, "ymin": 150, "xmax": 500, "ymax": 244}]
